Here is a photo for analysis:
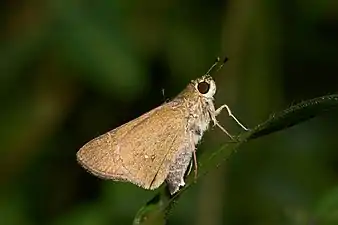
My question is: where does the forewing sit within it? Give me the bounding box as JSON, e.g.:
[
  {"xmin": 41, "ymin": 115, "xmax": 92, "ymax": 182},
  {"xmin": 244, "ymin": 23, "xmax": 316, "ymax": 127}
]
[
  {"xmin": 77, "ymin": 104, "xmax": 165, "ymax": 182},
  {"xmin": 76, "ymin": 102, "xmax": 186, "ymax": 190},
  {"xmin": 119, "ymin": 104, "xmax": 186, "ymax": 189}
]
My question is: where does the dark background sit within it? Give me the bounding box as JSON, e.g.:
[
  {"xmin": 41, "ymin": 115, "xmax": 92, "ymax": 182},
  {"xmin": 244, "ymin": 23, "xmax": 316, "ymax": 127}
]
[{"xmin": 1, "ymin": 1, "xmax": 338, "ymax": 225}]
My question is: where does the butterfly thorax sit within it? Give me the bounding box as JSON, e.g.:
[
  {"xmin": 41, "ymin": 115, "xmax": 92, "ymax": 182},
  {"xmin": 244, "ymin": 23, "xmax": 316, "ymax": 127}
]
[
  {"xmin": 165, "ymin": 82, "xmax": 215, "ymax": 194},
  {"xmin": 173, "ymin": 82, "xmax": 215, "ymax": 143}
]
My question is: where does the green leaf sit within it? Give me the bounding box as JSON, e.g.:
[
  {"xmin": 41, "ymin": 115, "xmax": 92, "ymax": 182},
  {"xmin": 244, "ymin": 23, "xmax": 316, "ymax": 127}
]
[
  {"xmin": 132, "ymin": 188, "xmax": 170, "ymax": 225},
  {"xmin": 247, "ymin": 94, "xmax": 338, "ymax": 140},
  {"xmin": 133, "ymin": 94, "xmax": 338, "ymax": 225}
]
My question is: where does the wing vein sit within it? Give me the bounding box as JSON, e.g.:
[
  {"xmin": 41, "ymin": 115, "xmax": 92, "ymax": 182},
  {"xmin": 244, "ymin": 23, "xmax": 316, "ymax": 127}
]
[{"xmin": 149, "ymin": 130, "xmax": 180, "ymax": 189}]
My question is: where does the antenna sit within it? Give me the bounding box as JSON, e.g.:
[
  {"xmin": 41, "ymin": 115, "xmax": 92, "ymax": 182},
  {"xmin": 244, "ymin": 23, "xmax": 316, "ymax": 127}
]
[{"xmin": 206, "ymin": 56, "xmax": 229, "ymax": 76}]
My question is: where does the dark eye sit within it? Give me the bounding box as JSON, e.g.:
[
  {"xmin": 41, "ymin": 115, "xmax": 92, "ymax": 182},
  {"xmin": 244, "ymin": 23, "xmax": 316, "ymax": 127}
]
[{"xmin": 197, "ymin": 81, "xmax": 210, "ymax": 94}]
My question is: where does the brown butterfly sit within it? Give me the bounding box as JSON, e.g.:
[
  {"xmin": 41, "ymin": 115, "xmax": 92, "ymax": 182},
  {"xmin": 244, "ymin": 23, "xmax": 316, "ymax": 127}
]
[{"xmin": 76, "ymin": 58, "xmax": 248, "ymax": 195}]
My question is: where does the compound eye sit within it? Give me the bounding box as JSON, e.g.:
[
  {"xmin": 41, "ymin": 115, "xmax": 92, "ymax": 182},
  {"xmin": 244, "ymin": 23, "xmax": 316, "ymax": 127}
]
[{"xmin": 197, "ymin": 81, "xmax": 210, "ymax": 94}]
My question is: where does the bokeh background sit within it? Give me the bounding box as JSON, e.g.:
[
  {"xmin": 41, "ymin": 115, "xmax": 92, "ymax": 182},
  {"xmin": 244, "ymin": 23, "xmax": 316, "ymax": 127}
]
[{"xmin": 1, "ymin": 1, "xmax": 338, "ymax": 225}]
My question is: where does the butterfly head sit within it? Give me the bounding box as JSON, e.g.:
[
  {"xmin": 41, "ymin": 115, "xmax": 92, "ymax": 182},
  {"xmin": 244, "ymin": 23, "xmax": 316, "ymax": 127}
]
[{"xmin": 192, "ymin": 75, "xmax": 216, "ymax": 99}]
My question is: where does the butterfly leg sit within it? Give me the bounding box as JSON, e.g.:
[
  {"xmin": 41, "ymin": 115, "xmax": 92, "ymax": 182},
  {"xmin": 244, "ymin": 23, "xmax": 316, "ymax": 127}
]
[
  {"xmin": 192, "ymin": 148, "xmax": 198, "ymax": 180},
  {"xmin": 185, "ymin": 158, "xmax": 193, "ymax": 177},
  {"xmin": 215, "ymin": 104, "xmax": 249, "ymax": 131}
]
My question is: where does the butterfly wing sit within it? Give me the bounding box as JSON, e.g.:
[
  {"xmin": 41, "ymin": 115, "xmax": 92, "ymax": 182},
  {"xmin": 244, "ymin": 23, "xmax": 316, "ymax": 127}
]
[{"xmin": 76, "ymin": 101, "xmax": 187, "ymax": 190}]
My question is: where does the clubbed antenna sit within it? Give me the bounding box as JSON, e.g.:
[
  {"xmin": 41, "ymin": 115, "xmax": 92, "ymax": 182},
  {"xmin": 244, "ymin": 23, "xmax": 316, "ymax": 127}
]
[{"xmin": 205, "ymin": 56, "xmax": 229, "ymax": 76}]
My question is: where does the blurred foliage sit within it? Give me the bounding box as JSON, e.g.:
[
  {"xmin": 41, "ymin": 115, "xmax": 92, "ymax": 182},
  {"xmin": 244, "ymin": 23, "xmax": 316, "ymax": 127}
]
[{"xmin": 0, "ymin": 0, "xmax": 338, "ymax": 225}]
